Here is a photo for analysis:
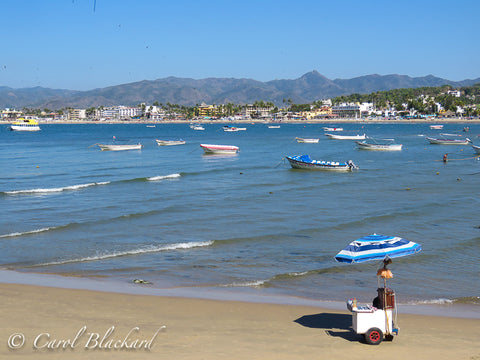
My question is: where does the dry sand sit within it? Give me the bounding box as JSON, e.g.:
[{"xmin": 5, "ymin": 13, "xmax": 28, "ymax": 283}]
[{"xmin": 0, "ymin": 283, "xmax": 478, "ymax": 360}]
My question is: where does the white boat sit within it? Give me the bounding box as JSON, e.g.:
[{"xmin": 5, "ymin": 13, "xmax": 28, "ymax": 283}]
[
  {"xmin": 10, "ymin": 118, "xmax": 41, "ymax": 131},
  {"xmin": 223, "ymin": 126, "xmax": 246, "ymax": 132},
  {"xmin": 200, "ymin": 144, "xmax": 239, "ymax": 154},
  {"xmin": 356, "ymin": 139, "xmax": 403, "ymax": 151},
  {"xmin": 323, "ymin": 127, "xmax": 343, "ymax": 132},
  {"xmin": 426, "ymin": 137, "xmax": 471, "ymax": 145},
  {"xmin": 190, "ymin": 124, "xmax": 205, "ymax": 130},
  {"xmin": 430, "ymin": 125, "xmax": 444, "ymax": 129},
  {"xmin": 326, "ymin": 133, "xmax": 366, "ymax": 140},
  {"xmin": 286, "ymin": 154, "xmax": 358, "ymax": 171},
  {"xmin": 268, "ymin": 125, "xmax": 281, "ymax": 129},
  {"xmin": 295, "ymin": 137, "xmax": 319, "ymax": 143},
  {"xmin": 155, "ymin": 139, "xmax": 186, "ymax": 146},
  {"xmin": 471, "ymin": 144, "xmax": 480, "ymax": 154},
  {"xmin": 98, "ymin": 143, "xmax": 142, "ymax": 151}
]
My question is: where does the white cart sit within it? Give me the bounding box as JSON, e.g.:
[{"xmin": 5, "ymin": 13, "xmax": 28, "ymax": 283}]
[{"xmin": 347, "ymin": 288, "xmax": 399, "ymax": 345}]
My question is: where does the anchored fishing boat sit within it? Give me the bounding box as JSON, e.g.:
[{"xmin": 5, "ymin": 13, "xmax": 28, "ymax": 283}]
[
  {"xmin": 471, "ymin": 144, "xmax": 480, "ymax": 154},
  {"xmin": 356, "ymin": 138, "xmax": 403, "ymax": 151},
  {"xmin": 156, "ymin": 139, "xmax": 186, "ymax": 146},
  {"xmin": 323, "ymin": 127, "xmax": 343, "ymax": 132},
  {"xmin": 295, "ymin": 137, "xmax": 319, "ymax": 143},
  {"xmin": 223, "ymin": 126, "xmax": 246, "ymax": 132},
  {"xmin": 426, "ymin": 137, "xmax": 471, "ymax": 145},
  {"xmin": 325, "ymin": 133, "xmax": 366, "ymax": 140},
  {"xmin": 286, "ymin": 154, "xmax": 358, "ymax": 171},
  {"xmin": 98, "ymin": 143, "xmax": 142, "ymax": 151},
  {"xmin": 200, "ymin": 144, "xmax": 239, "ymax": 154}
]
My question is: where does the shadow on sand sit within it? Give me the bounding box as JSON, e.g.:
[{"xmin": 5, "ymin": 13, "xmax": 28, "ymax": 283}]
[{"xmin": 294, "ymin": 312, "xmax": 360, "ymax": 342}]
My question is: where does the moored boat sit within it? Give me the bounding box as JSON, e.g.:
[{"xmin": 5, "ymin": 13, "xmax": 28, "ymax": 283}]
[
  {"xmin": 286, "ymin": 154, "xmax": 358, "ymax": 171},
  {"xmin": 323, "ymin": 127, "xmax": 343, "ymax": 132},
  {"xmin": 10, "ymin": 118, "xmax": 41, "ymax": 131},
  {"xmin": 430, "ymin": 125, "xmax": 444, "ymax": 129},
  {"xmin": 98, "ymin": 143, "xmax": 142, "ymax": 151},
  {"xmin": 426, "ymin": 137, "xmax": 471, "ymax": 145},
  {"xmin": 471, "ymin": 144, "xmax": 480, "ymax": 154},
  {"xmin": 200, "ymin": 144, "xmax": 239, "ymax": 154},
  {"xmin": 295, "ymin": 137, "xmax": 319, "ymax": 143},
  {"xmin": 356, "ymin": 139, "xmax": 402, "ymax": 151},
  {"xmin": 223, "ymin": 126, "xmax": 246, "ymax": 132},
  {"xmin": 155, "ymin": 139, "xmax": 186, "ymax": 146},
  {"xmin": 190, "ymin": 124, "xmax": 205, "ymax": 130},
  {"xmin": 325, "ymin": 133, "xmax": 366, "ymax": 140}
]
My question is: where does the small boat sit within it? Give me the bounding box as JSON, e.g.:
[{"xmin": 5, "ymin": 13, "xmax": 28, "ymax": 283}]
[
  {"xmin": 98, "ymin": 143, "xmax": 142, "ymax": 151},
  {"xmin": 325, "ymin": 133, "xmax": 366, "ymax": 140},
  {"xmin": 200, "ymin": 144, "xmax": 239, "ymax": 154},
  {"xmin": 155, "ymin": 139, "xmax": 186, "ymax": 146},
  {"xmin": 295, "ymin": 137, "xmax": 319, "ymax": 143},
  {"xmin": 426, "ymin": 137, "xmax": 471, "ymax": 145},
  {"xmin": 323, "ymin": 127, "xmax": 343, "ymax": 132},
  {"xmin": 356, "ymin": 138, "xmax": 403, "ymax": 151},
  {"xmin": 190, "ymin": 124, "xmax": 205, "ymax": 130},
  {"xmin": 10, "ymin": 118, "xmax": 41, "ymax": 131},
  {"xmin": 471, "ymin": 144, "xmax": 480, "ymax": 154},
  {"xmin": 286, "ymin": 154, "xmax": 358, "ymax": 171},
  {"xmin": 268, "ymin": 125, "xmax": 281, "ymax": 129},
  {"xmin": 146, "ymin": 125, "xmax": 156, "ymax": 128},
  {"xmin": 223, "ymin": 126, "xmax": 246, "ymax": 132},
  {"xmin": 430, "ymin": 125, "xmax": 444, "ymax": 129}
]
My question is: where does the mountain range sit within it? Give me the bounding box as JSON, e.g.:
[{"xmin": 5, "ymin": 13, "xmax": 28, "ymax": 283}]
[{"xmin": 1, "ymin": 71, "xmax": 479, "ymax": 109}]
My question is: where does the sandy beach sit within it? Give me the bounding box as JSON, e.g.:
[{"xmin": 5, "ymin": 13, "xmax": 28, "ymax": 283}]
[{"xmin": 0, "ymin": 283, "xmax": 478, "ymax": 360}]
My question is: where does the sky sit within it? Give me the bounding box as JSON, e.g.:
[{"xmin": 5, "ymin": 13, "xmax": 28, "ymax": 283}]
[{"xmin": 1, "ymin": 0, "xmax": 479, "ymax": 90}]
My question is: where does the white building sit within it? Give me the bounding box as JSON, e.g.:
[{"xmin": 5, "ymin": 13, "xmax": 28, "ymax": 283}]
[
  {"xmin": 332, "ymin": 103, "xmax": 361, "ymax": 117},
  {"xmin": 447, "ymin": 90, "xmax": 461, "ymax": 98}
]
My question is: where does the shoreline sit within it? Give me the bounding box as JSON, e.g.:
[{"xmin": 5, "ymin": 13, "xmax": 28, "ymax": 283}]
[
  {"xmin": 2, "ymin": 117, "xmax": 480, "ymax": 125},
  {"xmin": 1, "ymin": 269, "xmax": 478, "ymax": 320},
  {"xmin": 0, "ymin": 281, "xmax": 479, "ymax": 359}
]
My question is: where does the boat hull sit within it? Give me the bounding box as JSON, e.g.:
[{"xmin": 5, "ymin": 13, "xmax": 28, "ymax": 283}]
[
  {"xmin": 156, "ymin": 140, "xmax": 185, "ymax": 146},
  {"xmin": 471, "ymin": 144, "xmax": 480, "ymax": 154},
  {"xmin": 326, "ymin": 133, "xmax": 366, "ymax": 140},
  {"xmin": 426, "ymin": 137, "xmax": 471, "ymax": 145},
  {"xmin": 356, "ymin": 141, "xmax": 402, "ymax": 151},
  {"xmin": 295, "ymin": 137, "xmax": 319, "ymax": 143},
  {"xmin": 200, "ymin": 144, "xmax": 239, "ymax": 154},
  {"xmin": 286, "ymin": 155, "xmax": 356, "ymax": 171},
  {"xmin": 10, "ymin": 125, "xmax": 41, "ymax": 131},
  {"xmin": 98, "ymin": 144, "xmax": 142, "ymax": 151}
]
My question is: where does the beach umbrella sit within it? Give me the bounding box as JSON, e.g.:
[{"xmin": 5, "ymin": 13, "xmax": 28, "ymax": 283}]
[{"xmin": 334, "ymin": 234, "xmax": 422, "ymax": 264}]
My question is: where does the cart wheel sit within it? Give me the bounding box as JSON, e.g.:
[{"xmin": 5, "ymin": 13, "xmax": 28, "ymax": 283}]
[{"xmin": 365, "ymin": 328, "xmax": 383, "ymax": 345}]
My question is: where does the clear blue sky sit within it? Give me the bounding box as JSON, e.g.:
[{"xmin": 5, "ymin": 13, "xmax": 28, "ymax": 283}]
[{"xmin": 1, "ymin": 0, "xmax": 479, "ymax": 90}]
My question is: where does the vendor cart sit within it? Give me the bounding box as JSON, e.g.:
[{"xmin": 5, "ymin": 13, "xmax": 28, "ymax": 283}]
[{"xmin": 347, "ymin": 287, "xmax": 398, "ymax": 345}]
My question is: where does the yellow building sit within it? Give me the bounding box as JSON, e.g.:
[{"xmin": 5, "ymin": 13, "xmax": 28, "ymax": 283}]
[
  {"xmin": 197, "ymin": 104, "xmax": 217, "ymax": 117},
  {"xmin": 300, "ymin": 106, "xmax": 332, "ymax": 119}
]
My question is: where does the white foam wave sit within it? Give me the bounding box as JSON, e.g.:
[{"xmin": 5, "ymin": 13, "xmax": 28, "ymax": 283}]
[
  {"xmin": 221, "ymin": 280, "xmax": 267, "ymax": 288},
  {"xmin": 416, "ymin": 298, "xmax": 454, "ymax": 305},
  {"xmin": 0, "ymin": 227, "xmax": 53, "ymax": 238},
  {"xmin": 5, "ymin": 181, "xmax": 110, "ymax": 195},
  {"xmin": 35, "ymin": 240, "xmax": 214, "ymax": 267},
  {"xmin": 147, "ymin": 173, "xmax": 181, "ymax": 181}
]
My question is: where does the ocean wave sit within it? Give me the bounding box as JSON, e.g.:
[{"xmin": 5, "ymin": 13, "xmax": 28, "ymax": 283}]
[
  {"xmin": 31, "ymin": 241, "xmax": 214, "ymax": 267},
  {"xmin": 220, "ymin": 279, "xmax": 269, "ymax": 288},
  {"xmin": 3, "ymin": 181, "xmax": 110, "ymax": 195},
  {"xmin": 0, "ymin": 227, "xmax": 54, "ymax": 238},
  {"xmin": 147, "ymin": 173, "xmax": 181, "ymax": 181}
]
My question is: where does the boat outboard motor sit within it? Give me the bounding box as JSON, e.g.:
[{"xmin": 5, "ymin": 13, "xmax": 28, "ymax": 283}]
[{"xmin": 347, "ymin": 160, "xmax": 358, "ymax": 170}]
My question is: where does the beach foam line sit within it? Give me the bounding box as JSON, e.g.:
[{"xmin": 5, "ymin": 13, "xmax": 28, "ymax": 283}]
[
  {"xmin": 3, "ymin": 181, "xmax": 110, "ymax": 195},
  {"xmin": 147, "ymin": 173, "xmax": 181, "ymax": 181},
  {"xmin": 31, "ymin": 241, "xmax": 214, "ymax": 267},
  {"xmin": 0, "ymin": 227, "xmax": 54, "ymax": 238}
]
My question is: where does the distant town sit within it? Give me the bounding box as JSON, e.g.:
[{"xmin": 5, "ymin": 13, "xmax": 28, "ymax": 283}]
[{"xmin": 2, "ymin": 84, "xmax": 480, "ymax": 122}]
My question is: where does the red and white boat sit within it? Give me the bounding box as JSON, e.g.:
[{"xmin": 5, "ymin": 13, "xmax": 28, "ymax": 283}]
[{"xmin": 200, "ymin": 144, "xmax": 239, "ymax": 154}]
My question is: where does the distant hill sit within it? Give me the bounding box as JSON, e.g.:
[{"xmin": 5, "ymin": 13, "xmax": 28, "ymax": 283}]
[{"xmin": 1, "ymin": 71, "xmax": 479, "ymax": 109}]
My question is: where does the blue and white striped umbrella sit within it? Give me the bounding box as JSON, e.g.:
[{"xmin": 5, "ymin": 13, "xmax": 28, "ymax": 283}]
[{"xmin": 334, "ymin": 234, "xmax": 422, "ymax": 264}]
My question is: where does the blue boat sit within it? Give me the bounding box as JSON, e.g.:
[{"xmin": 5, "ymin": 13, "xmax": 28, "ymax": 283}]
[{"xmin": 286, "ymin": 154, "xmax": 358, "ymax": 171}]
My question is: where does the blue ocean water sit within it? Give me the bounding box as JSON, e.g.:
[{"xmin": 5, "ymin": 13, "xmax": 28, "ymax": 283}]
[{"xmin": 0, "ymin": 122, "xmax": 479, "ymax": 306}]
